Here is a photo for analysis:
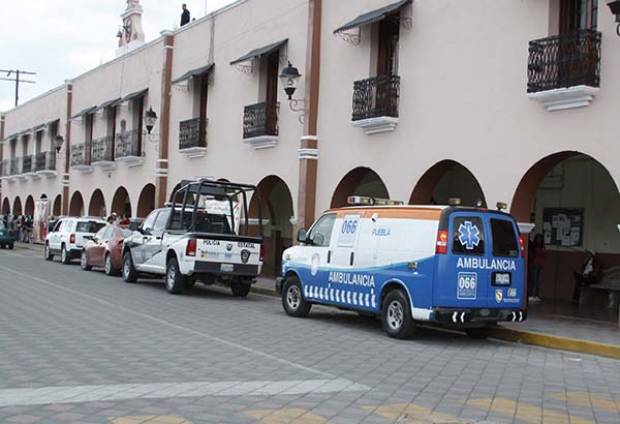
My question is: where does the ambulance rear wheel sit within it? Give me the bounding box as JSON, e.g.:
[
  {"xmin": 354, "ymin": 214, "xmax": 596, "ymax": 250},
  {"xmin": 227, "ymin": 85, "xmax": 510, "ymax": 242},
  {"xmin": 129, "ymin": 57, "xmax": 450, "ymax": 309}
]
[
  {"xmin": 282, "ymin": 277, "xmax": 311, "ymax": 318},
  {"xmin": 382, "ymin": 289, "xmax": 416, "ymax": 339}
]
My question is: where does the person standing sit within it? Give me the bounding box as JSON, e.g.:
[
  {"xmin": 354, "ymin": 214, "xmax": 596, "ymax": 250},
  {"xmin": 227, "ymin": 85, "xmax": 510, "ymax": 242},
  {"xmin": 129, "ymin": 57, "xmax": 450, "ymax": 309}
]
[
  {"xmin": 528, "ymin": 234, "xmax": 545, "ymax": 302},
  {"xmin": 180, "ymin": 4, "xmax": 191, "ymax": 27}
]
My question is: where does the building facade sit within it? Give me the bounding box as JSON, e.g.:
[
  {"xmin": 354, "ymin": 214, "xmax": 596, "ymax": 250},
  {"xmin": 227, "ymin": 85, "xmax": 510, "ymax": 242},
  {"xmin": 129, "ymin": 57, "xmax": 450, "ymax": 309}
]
[{"xmin": 2, "ymin": 0, "xmax": 619, "ymax": 314}]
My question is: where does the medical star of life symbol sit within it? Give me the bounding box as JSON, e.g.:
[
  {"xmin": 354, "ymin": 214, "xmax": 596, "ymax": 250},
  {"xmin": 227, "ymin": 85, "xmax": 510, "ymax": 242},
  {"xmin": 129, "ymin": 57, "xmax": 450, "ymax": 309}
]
[{"xmin": 458, "ymin": 221, "xmax": 481, "ymax": 250}]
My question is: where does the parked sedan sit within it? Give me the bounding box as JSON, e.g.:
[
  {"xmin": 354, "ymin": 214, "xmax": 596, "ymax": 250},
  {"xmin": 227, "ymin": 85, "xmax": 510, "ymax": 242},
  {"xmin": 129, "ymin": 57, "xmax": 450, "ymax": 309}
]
[{"xmin": 80, "ymin": 225, "xmax": 132, "ymax": 275}]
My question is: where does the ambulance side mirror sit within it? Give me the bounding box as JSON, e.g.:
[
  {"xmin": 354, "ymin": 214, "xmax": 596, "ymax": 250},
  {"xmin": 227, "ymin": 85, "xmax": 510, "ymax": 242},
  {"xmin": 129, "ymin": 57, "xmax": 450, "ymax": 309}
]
[{"xmin": 297, "ymin": 228, "xmax": 308, "ymax": 244}]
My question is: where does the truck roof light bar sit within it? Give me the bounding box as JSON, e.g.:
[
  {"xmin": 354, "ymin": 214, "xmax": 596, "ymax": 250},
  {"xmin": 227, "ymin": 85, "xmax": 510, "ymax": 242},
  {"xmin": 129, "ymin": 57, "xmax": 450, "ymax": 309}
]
[{"xmin": 346, "ymin": 196, "xmax": 404, "ymax": 206}]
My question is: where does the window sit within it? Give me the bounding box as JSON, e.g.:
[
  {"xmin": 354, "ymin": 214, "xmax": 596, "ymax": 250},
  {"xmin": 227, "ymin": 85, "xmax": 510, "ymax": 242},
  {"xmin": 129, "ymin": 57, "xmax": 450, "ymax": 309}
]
[
  {"xmin": 142, "ymin": 211, "xmax": 159, "ymax": 232},
  {"xmin": 376, "ymin": 17, "xmax": 400, "ymax": 77},
  {"xmin": 94, "ymin": 227, "xmax": 107, "ymax": 240},
  {"xmin": 560, "ymin": 0, "xmax": 598, "ymax": 33},
  {"xmin": 102, "ymin": 226, "xmax": 115, "ymax": 240},
  {"xmin": 452, "ymin": 217, "xmax": 485, "ymax": 255},
  {"xmin": 153, "ymin": 209, "xmax": 170, "ymax": 232},
  {"xmin": 308, "ymin": 214, "xmax": 336, "ymax": 247},
  {"xmin": 53, "ymin": 220, "xmax": 63, "ymax": 232},
  {"xmin": 77, "ymin": 221, "xmax": 105, "ymax": 233},
  {"xmin": 491, "ymin": 219, "xmax": 519, "ymax": 257}
]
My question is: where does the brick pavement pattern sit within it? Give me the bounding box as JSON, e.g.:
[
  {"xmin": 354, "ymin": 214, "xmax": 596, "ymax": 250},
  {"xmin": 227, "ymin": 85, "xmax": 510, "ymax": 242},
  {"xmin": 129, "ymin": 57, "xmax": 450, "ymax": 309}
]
[{"xmin": 0, "ymin": 246, "xmax": 619, "ymax": 423}]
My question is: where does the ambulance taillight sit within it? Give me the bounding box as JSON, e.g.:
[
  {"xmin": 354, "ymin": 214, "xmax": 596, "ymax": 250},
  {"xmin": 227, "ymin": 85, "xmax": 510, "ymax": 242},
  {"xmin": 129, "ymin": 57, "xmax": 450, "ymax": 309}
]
[
  {"xmin": 519, "ymin": 235, "xmax": 526, "ymax": 257},
  {"xmin": 435, "ymin": 230, "xmax": 448, "ymax": 254}
]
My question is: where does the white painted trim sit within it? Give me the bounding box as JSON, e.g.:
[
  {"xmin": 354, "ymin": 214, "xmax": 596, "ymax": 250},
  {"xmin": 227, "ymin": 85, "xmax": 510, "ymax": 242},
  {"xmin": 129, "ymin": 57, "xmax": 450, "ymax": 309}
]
[
  {"xmin": 300, "ymin": 135, "xmax": 318, "ymax": 142},
  {"xmin": 92, "ymin": 161, "xmax": 117, "ymax": 171},
  {"xmin": 116, "ymin": 156, "xmax": 144, "ymax": 167},
  {"xmin": 243, "ymin": 135, "xmax": 279, "ymax": 150},
  {"xmin": 298, "ymin": 148, "xmax": 319, "ymax": 160},
  {"xmin": 179, "ymin": 146, "xmax": 208, "ymax": 158},
  {"xmin": 351, "ymin": 116, "xmax": 399, "ymax": 135},
  {"xmin": 527, "ymin": 85, "xmax": 599, "ymax": 112}
]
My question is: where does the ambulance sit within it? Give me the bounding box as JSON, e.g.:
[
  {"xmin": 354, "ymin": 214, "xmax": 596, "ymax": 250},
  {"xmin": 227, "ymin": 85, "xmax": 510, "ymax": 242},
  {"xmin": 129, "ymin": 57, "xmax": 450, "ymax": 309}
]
[{"xmin": 276, "ymin": 197, "xmax": 527, "ymax": 339}]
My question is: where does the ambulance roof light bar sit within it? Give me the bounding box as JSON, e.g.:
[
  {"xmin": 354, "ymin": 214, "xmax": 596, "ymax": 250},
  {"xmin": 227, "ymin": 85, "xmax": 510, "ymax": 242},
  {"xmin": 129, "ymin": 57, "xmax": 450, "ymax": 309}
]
[
  {"xmin": 496, "ymin": 202, "xmax": 508, "ymax": 211},
  {"xmin": 448, "ymin": 198, "xmax": 461, "ymax": 206},
  {"xmin": 347, "ymin": 196, "xmax": 404, "ymax": 206}
]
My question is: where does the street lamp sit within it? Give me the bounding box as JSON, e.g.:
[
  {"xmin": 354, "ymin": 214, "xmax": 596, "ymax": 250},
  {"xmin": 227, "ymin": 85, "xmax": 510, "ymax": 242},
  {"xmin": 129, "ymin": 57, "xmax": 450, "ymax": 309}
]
[
  {"xmin": 279, "ymin": 61, "xmax": 306, "ymax": 123},
  {"xmin": 144, "ymin": 106, "xmax": 158, "ymax": 134},
  {"xmin": 53, "ymin": 135, "xmax": 64, "ymax": 154},
  {"xmin": 607, "ymin": 1, "xmax": 620, "ymax": 36}
]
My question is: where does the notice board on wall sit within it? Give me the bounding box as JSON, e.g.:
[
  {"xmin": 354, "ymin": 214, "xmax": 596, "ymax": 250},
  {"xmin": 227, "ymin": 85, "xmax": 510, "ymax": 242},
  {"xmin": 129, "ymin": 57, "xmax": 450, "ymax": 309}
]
[{"xmin": 542, "ymin": 208, "xmax": 584, "ymax": 247}]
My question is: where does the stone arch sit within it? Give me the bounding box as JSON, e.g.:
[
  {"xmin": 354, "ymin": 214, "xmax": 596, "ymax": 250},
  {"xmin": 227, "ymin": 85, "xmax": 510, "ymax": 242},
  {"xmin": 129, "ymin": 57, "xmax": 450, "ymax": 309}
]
[
  {"xmin": 137, "ymin": 184, "xmax": 156, "ymax": 218},
  {"xmin": 331, "ymin": 167, "xmax": 390, "ymax": 208},
  {"xmin": 111, "ymin": 186, "xmax": 132, "ymax": 217},
  {"xmin": 69, "ymin": 192, "xmax": 84, "ymax": 216},
  {"xmin": 2, "ymin": 198, "xmax": 10, "ymax": 214},
  {"xmin": 249, "ymin": 175, "xmax": 295, "ymax": 276},
  {"xmin": 12, "ymin": 197, "xmax": 22, "ymax": 216},
  {"xmin": 409, "ymin": 160, "xmax": 487, "ymax": 207},
  {"xmin": 24, "ymin": 195, "xmax": 35, "ymax": 216},
  {"xmin": 52, "ymin": 195, "xmax": 62, "ymax": 216},
  {"xmin": 88, "ymin": 189, "xmax": 106, "ymax": 217},
  {"xmin": 511, "ymin": 152, "xmax": 620, "ymax": 308}
]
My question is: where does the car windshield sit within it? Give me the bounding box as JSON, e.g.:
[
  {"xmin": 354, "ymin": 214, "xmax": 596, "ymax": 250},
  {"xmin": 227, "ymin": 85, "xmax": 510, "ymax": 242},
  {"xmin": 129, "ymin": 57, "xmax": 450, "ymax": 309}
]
[{"xmin": 76, "ymin": 221, "xmax": 106, "ymax": 233}]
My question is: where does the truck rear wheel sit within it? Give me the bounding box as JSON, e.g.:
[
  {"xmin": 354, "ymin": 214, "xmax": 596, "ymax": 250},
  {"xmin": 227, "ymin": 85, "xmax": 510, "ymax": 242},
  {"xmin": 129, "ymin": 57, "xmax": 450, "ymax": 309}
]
[
  {"xmin": 122, "ymin": 252, "xmax": 138, "ymax": 283},
  {"xmin": 282, "ymin": 276, "xmax": 311, "ymax": 318},
  {"xmin": 382, "ymin": 289, "xmax": 416, "ymax": 339},
  {"xmin": 231, "ymin": 281, "xmax": 251, "ymax": 298},
  {"xmin": 165, "ymin": 257, "xmax": 187, "ymax": 295}
]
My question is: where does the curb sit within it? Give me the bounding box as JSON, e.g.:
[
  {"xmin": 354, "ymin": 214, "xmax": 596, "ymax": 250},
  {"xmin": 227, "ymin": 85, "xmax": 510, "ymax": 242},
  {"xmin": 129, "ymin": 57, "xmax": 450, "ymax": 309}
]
[{"xmin": 483, "ymin": 326, "xmax": 620, "ymax": 360}]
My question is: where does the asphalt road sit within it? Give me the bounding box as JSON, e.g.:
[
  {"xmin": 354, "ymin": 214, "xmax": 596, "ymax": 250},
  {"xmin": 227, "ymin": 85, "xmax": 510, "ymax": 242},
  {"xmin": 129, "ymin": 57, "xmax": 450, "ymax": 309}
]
[{"xmin": 1, "ymin": 245, "xmax": 620, "ymax": 424}]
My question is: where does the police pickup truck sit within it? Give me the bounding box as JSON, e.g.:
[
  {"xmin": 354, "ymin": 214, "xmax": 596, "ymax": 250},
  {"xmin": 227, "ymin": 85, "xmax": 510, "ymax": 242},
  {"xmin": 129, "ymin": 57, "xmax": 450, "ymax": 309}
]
[{"xmin": 122, "ymin": 180, "xmax": 264, "ymax": 296}]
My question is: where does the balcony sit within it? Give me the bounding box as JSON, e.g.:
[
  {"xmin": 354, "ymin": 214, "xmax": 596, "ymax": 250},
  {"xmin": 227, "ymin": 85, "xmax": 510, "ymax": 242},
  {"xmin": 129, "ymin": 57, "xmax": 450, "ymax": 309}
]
[
  {"xmin": 7, "ymin": 158, "xmax": 21, "ymax": 182},
  {"xmin": 351, "ymin": 75, "xmax": 400, "ymax": 135},
  {"xmin": 179, "ymin": 117, "xmax": 208, "ymax": 158},
  {"xmin": 91, "ymin": 136, "xmax": 116, "ymax": 170},
  {"xmin": 242, "ymin": 102, "xmax": 279, "ymax": 150},
  {"xmin": 115, "ymin": 129, "xmax": 143, "ymax": 166},
  {"xmin": 71, "ymin": 142, "xmax": 93, "ymax": 173},
  {"xmin": 527, "ymin": 29, "xmax": 602, "ymax": 112},
  {"xmin": 35, "ymin": 151, "xmax": 57, "ymax": 177},
  {"xmin": 0, "ymin": 160, "xmax": 10, "ymax": 180}
]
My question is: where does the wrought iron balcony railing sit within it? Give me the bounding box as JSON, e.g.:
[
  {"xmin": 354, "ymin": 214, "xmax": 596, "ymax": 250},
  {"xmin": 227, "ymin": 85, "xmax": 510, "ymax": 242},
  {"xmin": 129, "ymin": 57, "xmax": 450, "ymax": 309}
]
[
  {"xmin": 71, "ymin": 142, "xmax": 91, "ymax": 167},
  {"xmin": 352, "ymin": 75, "xmax": 401, "ymax": 121},
  {"xmin": 10, "ymin": 158, "xmax": 20, "ymax": 175},
  {"xmin": 243, "ymin": 102, "xmax": 279, "ymax": 139},
  {"xmin": 115, "ymin": 129, "xmax": 142, "ymax": 159},
  {"xmin": 528, "ymin": 29, "xmax": 601, "ymax": 93},
  {"xmin": 91, "ymin": 135, "xmax": 115, "ymax": 163},
  {"xmin": 21, "ymin": 155, "xmax": 33, "ymax": 174},
  {"xmin": 179, "ymin": 117, "xmax": 208, "ymax": 150},
  {"xmin": 35, "ymin": 151, "xmax": 56, "ymax": 172}
]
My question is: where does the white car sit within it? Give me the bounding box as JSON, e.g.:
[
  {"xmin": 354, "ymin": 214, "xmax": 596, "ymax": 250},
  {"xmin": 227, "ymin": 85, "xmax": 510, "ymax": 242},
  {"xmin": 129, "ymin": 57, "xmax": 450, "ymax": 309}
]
[
  {"xmin": 44, "ymin": 217, "xmax": 107, "ymax": 264},
  {"xmin": 121, "ymin": 180, "xmax": 265, "ymax": 296}
]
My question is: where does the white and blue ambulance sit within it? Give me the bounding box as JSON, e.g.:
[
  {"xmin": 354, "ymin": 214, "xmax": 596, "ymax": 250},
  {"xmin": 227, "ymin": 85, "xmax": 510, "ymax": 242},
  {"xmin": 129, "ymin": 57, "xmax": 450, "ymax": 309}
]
[{"xmin": 276, "ymin": 197, "xmax": 527, "ymax": 339}]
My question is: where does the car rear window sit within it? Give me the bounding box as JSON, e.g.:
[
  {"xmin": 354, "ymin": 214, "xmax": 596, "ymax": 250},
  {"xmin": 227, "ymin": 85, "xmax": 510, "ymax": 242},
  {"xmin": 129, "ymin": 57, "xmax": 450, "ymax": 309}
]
[
  {"xmin": 491, "ymin": 219, "xmax": 519, "ymax": 257},
  {"xmin": 452, "ymin": 217, "xmax": 485, "ymax": 255},
  {"xmin": 77, "ymin": 221, "xmax": 105, "ymax": 233}
]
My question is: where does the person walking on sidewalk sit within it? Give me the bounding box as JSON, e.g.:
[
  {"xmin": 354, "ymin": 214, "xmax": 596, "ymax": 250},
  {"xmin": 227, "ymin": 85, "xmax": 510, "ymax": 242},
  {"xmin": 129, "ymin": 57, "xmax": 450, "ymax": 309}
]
[{"xmin": 528, "ymin": 234, "xmax": 545, "ymax": 303}]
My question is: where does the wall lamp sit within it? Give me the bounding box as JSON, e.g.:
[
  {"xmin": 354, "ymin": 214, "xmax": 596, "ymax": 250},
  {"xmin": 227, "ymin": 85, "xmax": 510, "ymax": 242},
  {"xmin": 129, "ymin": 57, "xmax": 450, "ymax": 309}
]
[
  {"xmin": 279, "ymin": 61, "xmax": 307, "ymax": 123},
  {"xmin": 144, "ymin": 107, "xmax": 158, "ymax": 134},
  {"xmin": 53, "ymin": 135, "xmax": 64, "ymax": 154},
  {"xmin": 608, "ymin": 1, "xmax": 620, "ymax": 36}
]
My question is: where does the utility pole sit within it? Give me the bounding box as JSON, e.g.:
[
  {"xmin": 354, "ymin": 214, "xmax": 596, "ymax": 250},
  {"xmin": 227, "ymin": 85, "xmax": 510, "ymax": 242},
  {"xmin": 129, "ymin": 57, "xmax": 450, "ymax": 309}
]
[{"xmin": 0, "ymin": 69, "xmax": 37, "ymax": 107}]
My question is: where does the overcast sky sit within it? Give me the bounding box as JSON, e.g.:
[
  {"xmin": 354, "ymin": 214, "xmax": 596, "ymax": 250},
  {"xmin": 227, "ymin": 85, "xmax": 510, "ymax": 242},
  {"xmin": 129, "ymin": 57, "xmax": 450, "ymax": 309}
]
[{"xmin": 0, "ymin": 0, "xmax": 235, "ymax": 113}]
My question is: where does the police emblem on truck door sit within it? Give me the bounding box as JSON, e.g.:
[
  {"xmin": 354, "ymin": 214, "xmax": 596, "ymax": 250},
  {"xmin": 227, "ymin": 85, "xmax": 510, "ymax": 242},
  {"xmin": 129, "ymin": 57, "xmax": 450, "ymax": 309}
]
[{"xmin": 241, "ymin": 249, "xmax": 251, "ymax": 264}]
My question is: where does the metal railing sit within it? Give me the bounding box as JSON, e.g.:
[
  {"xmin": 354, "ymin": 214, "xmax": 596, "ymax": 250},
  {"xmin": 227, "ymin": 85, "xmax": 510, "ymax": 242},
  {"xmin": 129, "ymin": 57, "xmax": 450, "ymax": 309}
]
[
  {"xmin": 527, "ymin": 29, "xmax": 602, "ymax": 93},
  {"xmin": 179, "ymin": 117, "xmax": 208, "ymax": 150},
  {"xmin": 10, "ymin": 158, "xmax": 20, "ymax": 175},
  {"xmin": 243, "ymin": 102, "xmax": 279, "ymax": 139},
  {"xmin": 21, "ymin": 155, "xmax": 33, "ymax": 174},
  {"xmin": 91, "ymin": 135, "xmax": 115, "ymax": 163},
  {"xmin": 115, "ymin": 129, "xmax": 142, "ymax": 159},
  {"xmin": 352, "ymin": 75, "xmax": 401, "ymax": 121},
  {"xmin": 71, "ymin": 142, "xmax": 91, "ymax": 167},
  {"xmin": 0, "ymin": 160, "xmax": 8, "ymax": 177},
  {"xmin": 35, "ymin": 151, "xmax": 56, "ymax": 172}
]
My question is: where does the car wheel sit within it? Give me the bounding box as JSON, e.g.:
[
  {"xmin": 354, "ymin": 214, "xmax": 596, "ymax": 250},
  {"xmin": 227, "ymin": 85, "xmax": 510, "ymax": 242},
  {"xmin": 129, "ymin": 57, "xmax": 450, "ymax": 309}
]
[
  {"xmin": 382, "ymin": 289, "xmax": 416, "ymax": 339},
  {"xmin": 8, "ymin": 243, "xmax": 14, "ymax": 250},
  {"xmin": 60, "ymin": 245, "xmax": 71, "ymax": 264},
  {"xmin": 165, "ymin": 257, "xmax": 187, "ymax": 295},
  {"xmin": 231, "ymin": 281, "xmax": 251, "ymax": 298},
  {"xmin": 80, "ymin": 250, "xmax": 92, "ymax": 271},
  {"xmin": 44, "ymin": 243, "xmax": 53, "ymax": 261},
  {"xmin": 282, "ymin": 276, "xmax": 311, "ymax": 318},
  {"xmin": 104, "ymin": 254, "xmax": 117, "ymax": 276},
  {"xmin": 122, "ymin": 252, "xmax": 138, "ymax": 283}
]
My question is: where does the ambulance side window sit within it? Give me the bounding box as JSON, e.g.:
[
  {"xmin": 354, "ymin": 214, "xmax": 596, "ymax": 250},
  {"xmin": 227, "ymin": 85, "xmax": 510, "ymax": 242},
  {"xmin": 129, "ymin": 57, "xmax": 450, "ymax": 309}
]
[
  {"xmin": 308, "ymin": 214, "xmax": 336, "ymax": 247},
  {"xmin": 452, "ymin": 217, "xmax": 485, "ymax": 255},
  {"xmin": 490, "ymin": 219, "xmax": 519, "ymax": 257}
]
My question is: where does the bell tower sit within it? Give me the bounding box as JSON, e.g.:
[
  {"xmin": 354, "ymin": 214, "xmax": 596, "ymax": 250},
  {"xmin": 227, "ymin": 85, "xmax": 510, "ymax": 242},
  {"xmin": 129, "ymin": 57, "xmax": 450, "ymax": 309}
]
[{"xmin": 116, "ymin": 0, "xmax": 146, "ymax": 57}]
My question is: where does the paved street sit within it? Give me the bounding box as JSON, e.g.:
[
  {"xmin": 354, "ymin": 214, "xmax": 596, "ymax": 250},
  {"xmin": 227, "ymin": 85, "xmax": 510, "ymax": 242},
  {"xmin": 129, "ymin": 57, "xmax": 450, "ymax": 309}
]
[{"xmin": 1, "ymin": 246, "xmax": 620, "ymax": 423}]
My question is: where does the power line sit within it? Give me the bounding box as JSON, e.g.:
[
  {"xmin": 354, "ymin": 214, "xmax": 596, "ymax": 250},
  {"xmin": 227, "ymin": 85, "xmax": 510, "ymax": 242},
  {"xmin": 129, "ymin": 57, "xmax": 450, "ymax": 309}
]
[{"xmin": 0, "ymin": 69, "xmax": 37, "ymax": 107}]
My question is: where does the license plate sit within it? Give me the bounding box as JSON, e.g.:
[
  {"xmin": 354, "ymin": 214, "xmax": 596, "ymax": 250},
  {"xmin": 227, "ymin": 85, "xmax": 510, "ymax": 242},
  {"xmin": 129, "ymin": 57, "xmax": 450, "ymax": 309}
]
[
  {"xmin": 494, "ymin": 272, "xmax": 511, "ymax": 286},
  {"xmin": 220, "ymin": 264, "xmax": 234, "ymax": 273}
]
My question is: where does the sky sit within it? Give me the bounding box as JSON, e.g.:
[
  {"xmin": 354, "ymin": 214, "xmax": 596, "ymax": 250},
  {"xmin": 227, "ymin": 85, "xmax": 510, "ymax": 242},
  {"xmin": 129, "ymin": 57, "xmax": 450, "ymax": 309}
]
[{"xmin": 0, "ymin": 0, "xmax": 236, "ymax": 113}]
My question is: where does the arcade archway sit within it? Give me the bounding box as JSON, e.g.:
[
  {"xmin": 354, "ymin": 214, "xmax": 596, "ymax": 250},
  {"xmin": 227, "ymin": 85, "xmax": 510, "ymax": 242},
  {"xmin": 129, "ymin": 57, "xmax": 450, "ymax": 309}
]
[
  {"xmin": 331, "ymin": 167, "xmax": 390, "ymax": 208},
  {"xmin": 111, "ymin": 186, "xmax": 132, "ymax": 217},
  {"xmin": 137, "ymin": 184, "xmax": 155, "ymax": 218},
  {"xmin": 12, "ymin": 197, "xmax": 22, "ymax": 216},
  {"xmin": 511, "ymin": 152, "xmax": 620, "ymax": 320},
  {"xmin": 2, "ymin": 198, "xmax": 11, "ymax": 214},
  {"xmin": 24, "ymin": 196, "xmax": 35, "ymax": 216},
  {"xmin": 88, "ymin": 189, "xmax": 106, "ymax": 217},
  {"xmin": 52, "ymin": 195, "xmax": 62, "ymax": 217},
  {"xmin": 69, "ymin": 192, "xmax": 84, "ymax": 217},
  {"xmin": 410, "ymin": 160, "xmax": 487, "ymax": 207}
]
